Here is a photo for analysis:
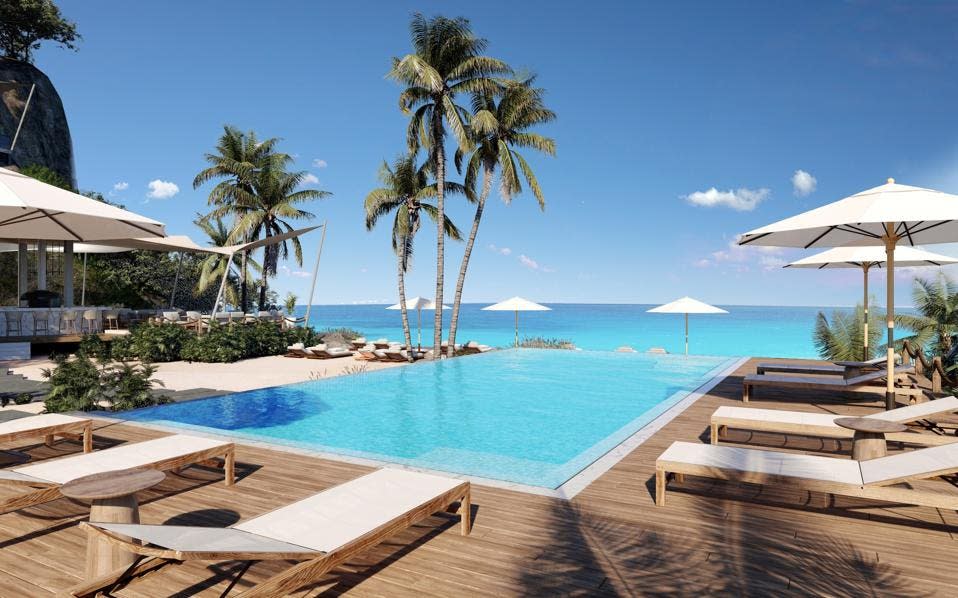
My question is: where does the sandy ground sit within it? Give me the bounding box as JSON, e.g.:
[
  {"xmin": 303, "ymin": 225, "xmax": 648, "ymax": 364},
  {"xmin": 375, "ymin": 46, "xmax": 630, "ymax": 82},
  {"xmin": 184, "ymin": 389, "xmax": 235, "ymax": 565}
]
[{"xmin": 5, "ymin": 354, "xmax": 406, "ymax": 393}]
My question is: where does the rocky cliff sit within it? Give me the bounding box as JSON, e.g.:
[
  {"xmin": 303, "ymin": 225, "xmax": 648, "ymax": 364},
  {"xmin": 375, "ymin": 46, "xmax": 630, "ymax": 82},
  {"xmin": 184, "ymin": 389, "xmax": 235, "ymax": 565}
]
[{"xmin": 0, "ymin": 58, "xmax": 75, "ymax": 188}]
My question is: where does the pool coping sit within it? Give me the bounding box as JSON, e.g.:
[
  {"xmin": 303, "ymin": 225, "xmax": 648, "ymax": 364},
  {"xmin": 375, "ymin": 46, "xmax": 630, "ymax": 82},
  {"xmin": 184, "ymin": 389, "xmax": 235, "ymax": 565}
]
[{"xmin": 84, "ymin": 354, "xmax": 749, "ymax": 501}]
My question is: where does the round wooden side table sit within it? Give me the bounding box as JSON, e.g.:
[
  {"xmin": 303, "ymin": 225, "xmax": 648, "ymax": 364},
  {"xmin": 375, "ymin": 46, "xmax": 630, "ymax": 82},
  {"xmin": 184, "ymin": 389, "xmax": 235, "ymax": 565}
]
[
  {"xmin": 834, "ymin": 417, "xmax": 907, "ymax": 460},
  {"xmin": 61, "ymin": 468, "xmax": 165, "ymax": 580}
]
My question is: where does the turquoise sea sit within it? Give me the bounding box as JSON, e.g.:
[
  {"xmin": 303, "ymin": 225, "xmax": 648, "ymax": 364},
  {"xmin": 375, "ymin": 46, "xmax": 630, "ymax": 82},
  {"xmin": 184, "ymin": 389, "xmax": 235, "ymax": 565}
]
[{"xmin": 294, "ymin": 303, "xmax": 908, "ymax": 359}]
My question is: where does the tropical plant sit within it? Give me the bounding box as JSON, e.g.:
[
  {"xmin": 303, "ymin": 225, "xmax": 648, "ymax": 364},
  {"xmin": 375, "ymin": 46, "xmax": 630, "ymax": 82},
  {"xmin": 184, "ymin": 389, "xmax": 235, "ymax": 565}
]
[
  {"xmin": 194, "ymin": 126, "xmax": 284, "ymax": 312},
  {"xmin": 519, "ymin": 336, "xmax": 574, "ymax": 350},
  {"xmin": 77, "ymin": 333, "xmax": 110, "ymax": 360},
  {"xmin": 894, "ymin": 273, "xmax": 958, "ymax": 356},
  {"xmin": 813, "ymin": 303, "xmax": 884, "ymax": 361},
  {"xmin": 389, "ymin": 13, "xmax": 510, "ymax": 356},
  {"xmin": 194, "ymin": 214, "xmax": 260, "ymax": 308},
  {"xmin": 447, "ymin": 77, "xmax": 556, "ymax": 356},
  {"xmin": 102, "ymin": 361, "xmax": 168, "ymax": 411},
  {"xmin": 284, "ymin": 292, "xmax": 297, "ymax": 316},
  {"xmin": 364, "ymin": 154, "xmax": 464, "ymax": 357},
  {"xmin": 320, "ymin": 327, "xmax": 364, "ymax": 341},
  {"xmin": 42, "ymin": 353, "xmax": 102, "ymax": 412},
  {"xmin": 0, "ymin": 0, "xmax": 80, "ymax": 63},
  {"xmin": 125, "ymin": 322, "xmax": 192, "ymax": 363}
]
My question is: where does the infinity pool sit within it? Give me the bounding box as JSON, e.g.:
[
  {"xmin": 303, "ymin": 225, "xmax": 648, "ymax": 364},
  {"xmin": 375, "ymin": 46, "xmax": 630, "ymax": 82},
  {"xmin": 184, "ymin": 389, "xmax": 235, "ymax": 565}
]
[{"xmin": 118, "ymin": 350, "xmax": 737, "ymax": 489}]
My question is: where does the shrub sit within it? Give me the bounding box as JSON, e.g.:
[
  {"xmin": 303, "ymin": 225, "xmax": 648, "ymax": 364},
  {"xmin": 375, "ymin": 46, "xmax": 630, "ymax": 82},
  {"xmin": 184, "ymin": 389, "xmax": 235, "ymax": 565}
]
[
  {"xmin": 77, "ymin": 333, "xmax": 110, "ymax": 359},
  {"xmin": 181, "ymin": 323, "xmax": 247, "ymax": 363},
  {"xmin": 42, "ymin": 354, "xmax": 167, "ymax": 413},
  {"xmin": 109, "ymin": 333, "xmax": 136, "ymax": 361},
  {"xmin": 14, "ymin": 392, "xmax": 33, "ymax": 405},
  {"xmin": 519, "ymin": 336, "xmax": 576, "ymax": 350},
  {"xmin": 102, "ymin": 361, "xmax": 169, "ymax": 410},
  {"xmin": 284, "ymin": 325, "xmax": 320, "ymax": 347},
  {"xmin": 321, "ymin": 327, "xmax": 363, "ymax": 341},
  {"xmin": 130, "ymin": 322, "xmax": 191, "ymax": 362}
]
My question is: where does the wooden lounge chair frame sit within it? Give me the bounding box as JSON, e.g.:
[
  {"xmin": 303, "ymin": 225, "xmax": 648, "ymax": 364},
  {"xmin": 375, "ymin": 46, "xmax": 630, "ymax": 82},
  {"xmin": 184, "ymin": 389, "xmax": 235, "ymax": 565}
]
[
  {"xmin": 656, "ymin": 441, "xmax": 958, "ymax": 510},
  {"xmin": 0, "ymin": 414, "xmax": 93, "ymax": 454},
  {"xmin": 742, "ymin": 366, "xmax": 921, "ymax": 402},
  {"xmin": 0, "ymin": 439, "xmax": 234, "ymax": 516},
  {"xmin": 304, "ymin": 347, "xmax": 353, "ymax": 360},
  {"xmin": 69, "ymin": 477, "xmax": 470, "ymax": 598}
]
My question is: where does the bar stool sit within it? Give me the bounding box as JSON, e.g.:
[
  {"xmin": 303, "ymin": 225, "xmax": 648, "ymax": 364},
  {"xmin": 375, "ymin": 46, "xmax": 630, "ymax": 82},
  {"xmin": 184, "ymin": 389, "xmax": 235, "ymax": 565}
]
[
  {"xmin": 4, "ymin": 312, "xmax": 22, "ymax": 337},
  {"xmin": 81, "ymin": 309, "xmax": 99, "ymax": 334},
  {"xmin": 103, "ymin": 310, "xmax": 120, "ymax": 331},
  {"xmin": 32, "ymin": 311, "xmax": 50, "ymax": 336},
  {"xmin": 61, "ymin": 310, "xmax": 79, "ymax": 335}
]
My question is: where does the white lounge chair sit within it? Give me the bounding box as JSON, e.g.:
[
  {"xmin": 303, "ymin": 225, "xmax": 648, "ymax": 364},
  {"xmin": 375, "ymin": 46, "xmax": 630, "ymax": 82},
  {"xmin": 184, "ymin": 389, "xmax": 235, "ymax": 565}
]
[
  {"xmin": 0, "ymin": 413, "xmax": 93, "ymax": 454},
  {"xmin": 284, "ymin": 342, "xmax": 307, "ymax": 358},
  {"xmin": 742, "ymin": 365, "xmax": 920, "ymax": 402},
  {"xmin": 656, "ymin": 440, "xmax": 958, "ymax": 510},
  {"xmin": 304, "ymin": 344, "xmax": 352, "ymax": 359},
  {"xmin": 71, "ymin": 469, "xmax": 470, "ymax": 598},
  {"xmin": 711, "ymin": 395, "xmax": 958, "ymax": 446},
  {"xmin": 0, "ymin": 434, "xmax": 234, "ymax": 515}
]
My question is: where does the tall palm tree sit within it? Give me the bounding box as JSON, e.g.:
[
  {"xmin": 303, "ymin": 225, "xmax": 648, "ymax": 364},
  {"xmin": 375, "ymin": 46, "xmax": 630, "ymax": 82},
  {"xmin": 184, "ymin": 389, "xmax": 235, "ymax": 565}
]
[
  {"xmin": 447, "ymin": 78, "xmax": 556, "ymax": 356},
  {"xmin": 211, "ymin": 163, "xmax": 329, "ymax": 309},
  {"xmin": 193, "ymin": 125, "xmax": 284, "ymax": 312},
  {"xmin": 388, "ymin": 13, "xmax": 510, "ymax": 356},
  {"xmin": 364, "ymin": 154, "xmax": 465, "ymax": 359},
  {"xmin": 895, "ymin": 273, "xmax": 958, "ymax": 356},
  {"xmin": 193, "ymin": 214, "xmax": 260, "ymax": 309}
]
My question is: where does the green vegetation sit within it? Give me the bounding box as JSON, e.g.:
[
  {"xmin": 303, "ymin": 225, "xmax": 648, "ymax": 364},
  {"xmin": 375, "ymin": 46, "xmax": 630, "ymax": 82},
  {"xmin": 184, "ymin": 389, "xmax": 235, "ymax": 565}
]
[
  {"xmin": 519, "ymin": 337, "xmax": 575, "ymax": 350},
  {"xmin": 181, "ymin": 321, "xmax": 289, "ymax": 363},
  {"xmin": 284, "ymin": 292, "xmax": 297, "ymax": 315},
  {"xmin": 389, "ymin": 13, "xmax": 511, "ymax": 355},
  {"xmin": 42, "ymin": 353, "xmax": 168, "ymax": 413},
  {"xmin": 814, "ymin": 304, "xmax": 883, "ymax": 361},
  {"xmin": 111, "ymin": 323, "xmax": 193, "ymax": 363},
  {"xmin": 19, "ymin": 163, "xmax": 72, "ymax": 189},
  {"xmin": 0, "ymin": 0, "xmax": 79, "ymax": 63},
  {"xmin": 320, "ymin": 327, "xmax": 363, "ymax": 341}
]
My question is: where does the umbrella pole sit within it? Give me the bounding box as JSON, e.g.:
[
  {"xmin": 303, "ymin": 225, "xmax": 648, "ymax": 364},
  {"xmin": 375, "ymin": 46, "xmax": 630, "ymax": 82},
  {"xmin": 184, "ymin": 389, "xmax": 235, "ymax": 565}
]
[
  {"xmin": 685, "ymin": 312, "xmax": 689, "ymax": 356},
  {"xmin": 863, "ymin": 264, "xmax": 869, "ymax": 361},
  {"xmin": 515, "ymin": 310, "xmax": 519, "ymax": 348},
  {"xmin": 417, "ymin": 307, "xmax": 422, "ymax": 351},
  {"xmin": 81, "ymin": 253, "xmax": 87, "ymax": 306},
  {"xmin": 884, "ymin": 225, "xmax": 897, "ymax": 410}
]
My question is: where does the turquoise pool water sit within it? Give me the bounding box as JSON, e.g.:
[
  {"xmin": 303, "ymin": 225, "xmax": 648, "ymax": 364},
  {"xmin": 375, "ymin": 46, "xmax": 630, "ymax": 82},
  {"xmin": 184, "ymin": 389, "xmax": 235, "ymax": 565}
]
[{"xmin": 119, "ymin": 349, "xmax": 737, "ymax": 489}]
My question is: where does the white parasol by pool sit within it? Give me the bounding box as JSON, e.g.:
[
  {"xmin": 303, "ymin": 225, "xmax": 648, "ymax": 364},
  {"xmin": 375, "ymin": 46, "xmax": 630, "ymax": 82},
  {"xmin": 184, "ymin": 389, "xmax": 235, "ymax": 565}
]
[
  {"xmin": 387, "ymin": 296, "xmax": 449, "ymax": 350},
  {"xmin": 739, "ymin": 178, "xmax": 958, "ymax": 409},
  {"xmin": 785, "ymin": 246, "xmax": 958, "ymax": 360},
  {"xmin": 648, "ymin": 297, "xmax": 728, "ymax": 355},
  {"xmin": 482, "ymin": 296, "xmax": 551, "ymax": 347}
]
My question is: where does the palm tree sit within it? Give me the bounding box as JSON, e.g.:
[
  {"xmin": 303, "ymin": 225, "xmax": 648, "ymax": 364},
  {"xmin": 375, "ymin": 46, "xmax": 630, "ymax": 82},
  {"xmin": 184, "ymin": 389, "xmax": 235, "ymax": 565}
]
[
  {"xmin": 193, "ymin": 125, "xmax": 284, "ymax": 312},
  {"xmin": 388, "ymin": 13, "xmax": 510, "ymax": 356},
  {"xmin": 193, "ymin": 214, "xmax": 260, "ymax": 309},
  {"xmin": 447, "ymin": 77, "xmax": 556, "ymax": 356},
  {"xmin": 211, "ymin": 163, "xmax": 329, "ymax": 309},
  {"xmin": 814, "ymin": 303, "xmax": 884, "ymax": 361},
  {"xmin": 364, "ymin": 154, "xmax": 464, "ymax": 359},
  {"xmin": 895, "ymin": 273, "xmax": 958, "ymax": 356}
]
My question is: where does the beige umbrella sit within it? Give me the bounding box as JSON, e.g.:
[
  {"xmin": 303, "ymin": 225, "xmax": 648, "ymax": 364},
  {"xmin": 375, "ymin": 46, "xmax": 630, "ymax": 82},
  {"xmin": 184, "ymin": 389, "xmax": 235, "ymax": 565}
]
[
  {"xmin": 785, "ymin": 246, "xmax": 958, "ymax": 360},
  {"xmin": 387, "ymin": 296, "xmax": 449, "ymax": 350},
  {"xmin": 648, "ymin": 297, "xmax": 728, "ymax": 355},
  {"xmin": 739, "ymin": 178, "xmax": 958, "ymax": 409},
  {"xmin": 0, "ymin": 167, "xmax": 165, "ymax": 240},
  {"xmin": 482, "ymin": 296, "xmax": 551, "ymax": 347}
]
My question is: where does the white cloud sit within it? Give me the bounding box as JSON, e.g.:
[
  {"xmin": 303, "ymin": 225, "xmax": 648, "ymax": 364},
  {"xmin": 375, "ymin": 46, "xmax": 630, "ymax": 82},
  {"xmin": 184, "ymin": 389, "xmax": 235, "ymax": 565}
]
[
  {"xmin": 300, "ymin": 173, "xmax": 320, "ymax": 186},
  {"xmin": 684, "ymin": 187, "xmax": 770, "ymax": 211},
  {"xmin": 488, "ymin": 244, "xmax": 512, "ymax": 256},
  {"xmin": 519, "ymin": 254, "xmax": 539, "ymax": 270},
  {"xmin": 146, "ymin": 179, "xmax": 179, "ymax": 199},
  {"xmin": 112, "ymin": 181, "xmax": 128, "ymax": 192},
  {"xmin": 280, "ymin": 265, "xmax": 312, "ymax": 278},
  {"xmin": 312, "ymin": 159, "xmax": 327, "ymax": 168},
  {"xmin": 693, "ymin": 258, "xmax": 711, "ymax": 268},
  {"xmin": 791, "ymin": 169, "xmax": 817, "ymax": 197}
]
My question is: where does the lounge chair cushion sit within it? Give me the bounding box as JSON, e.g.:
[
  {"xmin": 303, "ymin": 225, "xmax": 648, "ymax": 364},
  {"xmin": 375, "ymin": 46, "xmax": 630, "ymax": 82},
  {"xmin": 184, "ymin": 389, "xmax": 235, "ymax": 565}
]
[
  {"xmin": 90, "ymin": 523, "xmax": 318, "ymax": 555},
  {"xmin": 288, "ymin": 343, "xmax": 305, "ymax": 351},
  {"xmin": 308, "ymin": 344, "xmax": 327, "ymax": 351},
  {"xmin": 0, "ymin": 413, "xmax": 88, "ymax": 436},
  {"xmin": 859, "ymin": 442, "xmax": 958, "ymax": 485},
  {"xmin": 867, "ymin": 395, "xmax": 958, "ymax": 422}
]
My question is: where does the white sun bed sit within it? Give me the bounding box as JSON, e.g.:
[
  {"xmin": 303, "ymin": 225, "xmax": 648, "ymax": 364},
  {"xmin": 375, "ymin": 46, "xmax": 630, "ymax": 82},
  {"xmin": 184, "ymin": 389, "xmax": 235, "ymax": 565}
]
[
  {"xmin": 0, "ymin": 413, "xmax": 93, "ymax": 453},
  {"xmin": 656, "ymin": 440, "xmax": 958, "ymax": 510},
  {"xmin": 742, "ymin": 365, "xmax": 920, "ymax": 402},
  {"xmin": 71, "ymin": 468, "xmax": 470, "ymax": 598},
  {"xmin": 755, "ymin": 357, "xmax": 886, "ymax": 377},
  {"xmin": 711, "ymin": 395, "xmax": 958, "ymax": 446},
  {"xmin": 0, "ymin": 434, "xmax": 234, "ymax": 515}
]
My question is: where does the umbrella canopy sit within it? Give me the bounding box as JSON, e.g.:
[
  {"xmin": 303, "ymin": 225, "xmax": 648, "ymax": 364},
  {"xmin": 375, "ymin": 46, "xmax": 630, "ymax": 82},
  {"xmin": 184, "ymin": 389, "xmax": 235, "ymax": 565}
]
[
  {"xmin": 648, "ymin": 297, "xmax": 728, "ymax": 356},
  {"xmin": 387, "ymin": 296, "xmax": 449, "ymax": 350},
  {"xmin": 0, "ymin": 167, "xmax": 165, "ymax": 240},
  {"xmin": 482, "ymin": 297, "xmax": 551, "ymax": 348},
  {"xmin": 739, "ymin": 178, "xmax": 958, "ymax": 409},
  {"xmin": 785, "ymin": 246, "xmax": 958, "ymax": 360}
]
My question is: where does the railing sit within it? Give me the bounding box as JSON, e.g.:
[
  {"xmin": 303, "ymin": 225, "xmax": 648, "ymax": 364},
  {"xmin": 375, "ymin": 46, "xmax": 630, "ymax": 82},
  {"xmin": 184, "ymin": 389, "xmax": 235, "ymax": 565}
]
[{"xmin": 901, "ymin": 339, "xmax": 954, "ymax": 394}]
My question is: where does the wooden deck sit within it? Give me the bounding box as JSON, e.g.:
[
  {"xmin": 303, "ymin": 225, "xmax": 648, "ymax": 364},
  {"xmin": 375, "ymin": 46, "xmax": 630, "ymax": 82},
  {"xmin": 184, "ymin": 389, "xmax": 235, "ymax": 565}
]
[{"xmin": 1, "ymin": 357, "xmax": 957, "ymax": 596}]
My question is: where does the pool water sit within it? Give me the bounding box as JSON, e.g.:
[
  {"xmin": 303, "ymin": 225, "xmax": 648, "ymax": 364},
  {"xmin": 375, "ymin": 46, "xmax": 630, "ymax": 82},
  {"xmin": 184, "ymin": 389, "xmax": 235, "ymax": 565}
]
[{"xmin": 118, "ymin": 349, "xmax": 738, "ymax": 489}]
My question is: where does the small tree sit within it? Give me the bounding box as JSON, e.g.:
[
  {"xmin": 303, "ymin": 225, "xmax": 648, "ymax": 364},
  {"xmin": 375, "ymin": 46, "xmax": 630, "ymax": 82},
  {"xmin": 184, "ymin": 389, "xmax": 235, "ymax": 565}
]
[{"xmin": 0, "ymin": 0, "xmax": 80, "ymax": 63}]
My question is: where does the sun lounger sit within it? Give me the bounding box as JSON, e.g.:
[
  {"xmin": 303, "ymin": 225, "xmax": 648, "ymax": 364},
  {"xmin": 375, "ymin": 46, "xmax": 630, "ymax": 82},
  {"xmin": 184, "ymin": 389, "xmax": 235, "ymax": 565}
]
[
  {"xmin": 354, "ymin": 344, "xmax": 377, "ymax": 360},
  {"xmin": 756, "ymin": 357, "xmax": 886, "ymax": 378},
  {"xmin": 742, "ymin": 365, "xmax": 920, "ymax": 402},
  {"xmin": 0, "ymin": 413, "xmax": 94, "ymax": 454},
  {"xmin": 304, "ymin": 344, "xmax": 352, "ymax": 359},
  {"xmin": 0, "ymin": 434, "xmax": 234, "ymax": 515},
  {"xmin": 711, "ymin": 395, "xmax": 958, "ymax": 446},
  {"xmin": 350, "ymin": 337, "xmax": 367, "ymax": 351},
  {"xmin": 284, "ymin": 342, "xmax": 307, "ymax": 358},
  {"xmin": 655, "ymin": 440, "xmax": 958, "ymax": 510},
  {"xmin": 70, "ymin": 468, "xmax": 470, "ymax": 598},
  {"xmin": 372, "ymin": 338, "xmax": 391, "ymax": 349}
]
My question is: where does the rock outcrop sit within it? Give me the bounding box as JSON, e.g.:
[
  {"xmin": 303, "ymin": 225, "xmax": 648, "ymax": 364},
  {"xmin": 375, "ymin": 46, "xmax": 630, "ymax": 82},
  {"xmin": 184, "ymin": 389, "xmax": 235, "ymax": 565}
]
[{"xmin": 0, "ymin": 58, "xmax": 75, "ymax": 188}]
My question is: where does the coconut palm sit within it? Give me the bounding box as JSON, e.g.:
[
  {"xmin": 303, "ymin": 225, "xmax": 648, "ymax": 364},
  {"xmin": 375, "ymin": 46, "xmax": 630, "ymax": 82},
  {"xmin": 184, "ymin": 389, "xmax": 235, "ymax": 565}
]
[
  {"xmin": 193, "ymin": 125, "xmax": 285, "ymax": 312},
  {"xmin": 364, "ymin": 154, "xmax": 464, "ymax": 359},
  {"xmin": 894, "ymin": 273, "xmax": 958, "ymax": 356},
  {"xmin": 210, "ymin": 163, "xmax": 329, "ymax": 309},
  {"xmin": 193, "ymin": 214, "xmax": 260, "ymax": 308},
  {"xmin": 388, "ymin": 13, "xmax": 510, "ymax": 356},
  {"xmin": 814, "ymin": 303, "xmax": 884, "ymax": 361},
  {"xmin": 446, "ymin": 77, "xmax": 556, "ymax": 356}
]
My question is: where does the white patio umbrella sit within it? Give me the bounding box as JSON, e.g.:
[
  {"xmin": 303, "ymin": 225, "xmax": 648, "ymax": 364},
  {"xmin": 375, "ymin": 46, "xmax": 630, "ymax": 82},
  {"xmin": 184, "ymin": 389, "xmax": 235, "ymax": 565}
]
[
  {"xmin": 387, "ymin": 296, "xmax": 449, "ymax": 350},
  {"xmin": 785, "ymin": 246, "xmax": 958, "ymax": 360},
  {"xmin": 739, "ymin": 178, "xmax": 958, "ymax": 409},
  {"xmin": 648, "ymin": 297, "xmax": 728, "ymax": 355},
  {"xmin": 0, "ymin": 167, "xmax": 165, "ymax": 240},
  {"xmin": 482, "ymin": 296, "xmax": 551, "ymax": 347}
]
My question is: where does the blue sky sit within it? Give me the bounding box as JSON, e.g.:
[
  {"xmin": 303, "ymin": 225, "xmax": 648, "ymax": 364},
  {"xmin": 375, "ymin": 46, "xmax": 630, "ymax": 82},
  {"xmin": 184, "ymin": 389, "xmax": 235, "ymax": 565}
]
[{"xmin": 32, "ymin": 1, "xmax": 958, "ymax": 306}]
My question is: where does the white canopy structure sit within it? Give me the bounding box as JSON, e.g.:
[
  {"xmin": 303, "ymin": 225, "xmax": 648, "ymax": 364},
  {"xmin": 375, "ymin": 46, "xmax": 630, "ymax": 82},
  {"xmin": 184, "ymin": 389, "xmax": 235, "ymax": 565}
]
[
  {"xmin": 739, "ymin": 178, "xmax": 958, "ymax": 409},
  {"xmin": 785, "ymin": 246, "xmax": 958, "ymax": 360},
  {"xmin": 482, "ymin": 296, "xmax": 551, "ymax": 348},
  {"xmin": 648, "ymin": 297, "xmax": 728, "ymax": 356},
  {"xmin": 387, "ymin": 296, "xmax": 449, "ymax": 349}
]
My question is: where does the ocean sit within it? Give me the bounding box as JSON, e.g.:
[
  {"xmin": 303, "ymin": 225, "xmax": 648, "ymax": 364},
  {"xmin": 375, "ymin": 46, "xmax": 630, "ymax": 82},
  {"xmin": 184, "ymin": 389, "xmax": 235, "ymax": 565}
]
[{"xmin": 293, "ymin": 303, "xmax": 905, "ymax": 359}]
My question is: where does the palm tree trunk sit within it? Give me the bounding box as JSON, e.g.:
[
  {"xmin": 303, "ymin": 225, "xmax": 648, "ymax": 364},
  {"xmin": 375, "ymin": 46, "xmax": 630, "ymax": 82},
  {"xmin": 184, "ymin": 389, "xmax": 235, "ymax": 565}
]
[
  {"xmin": 259, "ymin": 246, "xmax": 269, "ymax": 310},
  {"xmin": 447, "ymin": 164, "xmax": 493, "ymax": 358},
  {"xmin": 432, "ymin": 110, "xmax": 445, "ymax": 358},
  {"xmin": 397, "ymin": 241, "xmax": 414, "ymax": 362},
  {"xmin": 239, "ymin": 250, "xmax": 249, "ymax": 312}
]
